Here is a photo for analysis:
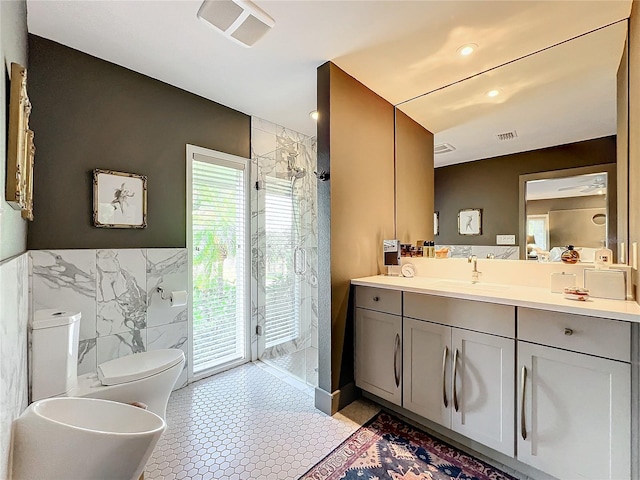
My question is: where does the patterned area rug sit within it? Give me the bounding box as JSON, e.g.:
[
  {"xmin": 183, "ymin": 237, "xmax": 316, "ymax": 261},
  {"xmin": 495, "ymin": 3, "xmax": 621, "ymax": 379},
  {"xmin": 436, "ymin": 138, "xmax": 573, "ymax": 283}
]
[{"xmin": 300, "ymin": 412, "xmax": 517, "ymax": 480}]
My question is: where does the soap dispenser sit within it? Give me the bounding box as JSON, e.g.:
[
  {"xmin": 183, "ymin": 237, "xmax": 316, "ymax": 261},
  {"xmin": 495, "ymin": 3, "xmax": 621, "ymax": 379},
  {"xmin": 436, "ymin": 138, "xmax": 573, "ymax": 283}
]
[{"xmin": 561, "ymin": 245, "xmax": 580, "ymax": 264}]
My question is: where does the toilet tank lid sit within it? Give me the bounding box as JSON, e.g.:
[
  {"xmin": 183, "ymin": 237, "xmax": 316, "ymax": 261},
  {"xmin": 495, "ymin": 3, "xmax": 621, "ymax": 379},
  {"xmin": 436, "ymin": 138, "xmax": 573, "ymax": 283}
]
[
  {"xmin": 32, "ymin": 309, "xmax": 81, "ymax": 329},
  {"xmin": 98, "ymin": 349, "xmax": 185, "ymax": 386}
]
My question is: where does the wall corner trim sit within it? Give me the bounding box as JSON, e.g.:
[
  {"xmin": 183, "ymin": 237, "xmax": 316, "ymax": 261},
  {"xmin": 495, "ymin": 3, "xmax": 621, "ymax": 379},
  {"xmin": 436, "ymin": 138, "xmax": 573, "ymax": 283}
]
[{"xmin": 314, "ymin": 382, "xmax": 358, "ymax": 415}]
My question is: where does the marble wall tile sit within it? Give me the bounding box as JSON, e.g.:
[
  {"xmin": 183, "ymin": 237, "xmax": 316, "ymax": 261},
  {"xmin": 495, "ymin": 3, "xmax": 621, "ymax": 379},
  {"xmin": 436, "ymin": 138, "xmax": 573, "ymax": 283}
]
[
  {"xmin": 31, "ymin": 249, "xmax": 96, "ymax": 341},
  {"xmin": 78, "ymin": 338, "xmax": 97, "ymax": 375},
  {"xmin": 96, "ymin": 249, "xmax": 147, "ymax": 336},
  {"xmin": 252, "ymin": 116, "xmax": 277, "ymax": 135},
  {"xmin": 251, "ymin": 125, "xmax": 278, "ymax": 158},
  {"xmin": 146, "ymin": 249, "xmax": 188, "ymax": 328},
  {"xmin": 31, "ymin": 248, "xmax": 188, "ymax": 382},
  {"xmin": 436, "ymin": 245, "xmax": 520, "ymax": 260},
  {"xmin": 0, "ymin": 253, "xmax": 29, "ymax": 480},
  {"xmin": 147, "ymin": 321, "xmax": 189, "ymax": 389},
  {"xmin": 96, "ymin": 329, "xmax": 146, "ymax": 365}
]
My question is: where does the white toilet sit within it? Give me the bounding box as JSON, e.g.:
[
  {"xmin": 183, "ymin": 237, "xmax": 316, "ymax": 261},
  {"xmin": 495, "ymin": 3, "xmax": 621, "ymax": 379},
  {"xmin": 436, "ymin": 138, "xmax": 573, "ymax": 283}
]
[
  {"xmin": 12, "ymin": 397, "xmax": 166, "ymax": 480},
  {"xmin": 31, "ymin": 308, "xmax": 185, "ymax": 419}
]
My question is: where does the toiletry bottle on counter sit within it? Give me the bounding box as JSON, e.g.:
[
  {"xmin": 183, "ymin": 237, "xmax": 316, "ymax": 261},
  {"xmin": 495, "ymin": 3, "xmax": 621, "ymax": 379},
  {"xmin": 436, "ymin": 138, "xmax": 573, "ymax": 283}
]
[
  {"xmin": 594, "ymin": 247, "xmax": 613, "ymax": 269},
  {"xmin": 561, "ymin": 245, "xmax": 580, "ymax": 264}
]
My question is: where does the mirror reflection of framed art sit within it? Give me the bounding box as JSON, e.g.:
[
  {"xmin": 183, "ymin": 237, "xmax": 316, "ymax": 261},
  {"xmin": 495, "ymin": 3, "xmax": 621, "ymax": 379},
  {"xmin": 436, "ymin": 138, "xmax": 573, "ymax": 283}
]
[{"xmin": 458, "ymin": 208, "xmax": 482, "ymax": 236}]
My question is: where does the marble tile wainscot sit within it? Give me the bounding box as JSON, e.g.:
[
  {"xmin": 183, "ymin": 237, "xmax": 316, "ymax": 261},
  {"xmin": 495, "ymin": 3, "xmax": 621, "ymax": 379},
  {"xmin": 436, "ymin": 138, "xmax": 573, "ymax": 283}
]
[
  {"xmin": 30, "ymin": 248, "xmax": 189, "ymax": 389},
  {"xmin": 0, "ymin": 253, "xmax": 29, "ymax": 480},
  {"xmin": 351, "ymin": 274, "xmax": 640, "ymax": 480}
]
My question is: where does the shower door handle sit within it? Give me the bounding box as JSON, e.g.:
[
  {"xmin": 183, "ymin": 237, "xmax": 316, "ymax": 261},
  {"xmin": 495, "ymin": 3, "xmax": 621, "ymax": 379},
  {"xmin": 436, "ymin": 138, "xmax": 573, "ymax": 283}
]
[{"xmin": 294, "ymin": 247, "xmax": 307, "ymax": 275}]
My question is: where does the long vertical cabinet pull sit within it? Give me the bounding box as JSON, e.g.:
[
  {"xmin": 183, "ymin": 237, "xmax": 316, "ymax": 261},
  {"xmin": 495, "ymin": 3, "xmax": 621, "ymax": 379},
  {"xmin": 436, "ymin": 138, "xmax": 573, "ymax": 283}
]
[
  {"xmin": 452, "ymin": 348, "xmax": 459, "ymax": 412},
  {"xmin": 521, "ymin": 365, "xmax": 527, "ymax": 440},
  {"xmin": 393, "ymin": 333, "xmax": 401, "ymax": 388},
  {"xmin": 442, "ymin": 346, "xmax": 449, "ymax": 408}
]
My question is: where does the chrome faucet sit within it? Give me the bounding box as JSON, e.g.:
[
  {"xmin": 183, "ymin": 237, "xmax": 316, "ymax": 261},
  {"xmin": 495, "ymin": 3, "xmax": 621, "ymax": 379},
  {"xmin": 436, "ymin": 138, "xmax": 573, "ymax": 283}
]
[{"xmin": 468, "ymin": 255, "xmax": 480, "ymax": 283}]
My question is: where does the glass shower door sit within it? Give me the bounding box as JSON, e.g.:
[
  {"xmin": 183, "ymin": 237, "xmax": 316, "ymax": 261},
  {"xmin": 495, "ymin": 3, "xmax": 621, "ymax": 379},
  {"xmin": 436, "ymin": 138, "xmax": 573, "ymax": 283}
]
[{"xmin": 255, "ymin": 140, "xmax": 318, "ymax": 387}]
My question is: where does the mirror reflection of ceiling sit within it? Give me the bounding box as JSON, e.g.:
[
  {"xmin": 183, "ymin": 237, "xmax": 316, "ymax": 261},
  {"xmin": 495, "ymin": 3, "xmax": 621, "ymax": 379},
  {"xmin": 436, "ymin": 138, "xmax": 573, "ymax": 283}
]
[
  {"xmin": 398, "ymin": 21, "xmax": 627, "ymax": 167},
  {"xmin": 526, "ymin": 173, "xmax": 607, "ymax": 201}
]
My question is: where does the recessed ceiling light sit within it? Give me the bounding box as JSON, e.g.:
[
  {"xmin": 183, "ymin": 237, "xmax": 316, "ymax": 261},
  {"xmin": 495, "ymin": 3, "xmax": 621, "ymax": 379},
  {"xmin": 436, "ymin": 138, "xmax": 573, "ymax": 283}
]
[
  {"xmin": 486, "ymin": 89, "xmax": 500, "ymax": 98},
  {"xmin": 457, "ymin": 43, "xmax": 477, "ymax": 56},
  {"xmin": 309, "ymin": 110, "xmax": 319, "ymax": 121}
]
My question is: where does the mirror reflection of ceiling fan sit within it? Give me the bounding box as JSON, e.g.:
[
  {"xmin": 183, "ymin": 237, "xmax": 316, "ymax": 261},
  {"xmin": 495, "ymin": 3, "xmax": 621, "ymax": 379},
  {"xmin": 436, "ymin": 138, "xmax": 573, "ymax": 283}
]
[{"xmin": 557, "ymin": 175, "xmax": 606, "ymax": 193}]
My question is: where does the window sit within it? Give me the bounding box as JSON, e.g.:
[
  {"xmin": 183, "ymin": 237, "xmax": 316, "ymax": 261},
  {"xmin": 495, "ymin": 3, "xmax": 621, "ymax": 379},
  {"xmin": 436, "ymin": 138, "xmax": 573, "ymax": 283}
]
[{"xmin": 189, "ymin": 147, "xmax": 249, "ymax": 375}]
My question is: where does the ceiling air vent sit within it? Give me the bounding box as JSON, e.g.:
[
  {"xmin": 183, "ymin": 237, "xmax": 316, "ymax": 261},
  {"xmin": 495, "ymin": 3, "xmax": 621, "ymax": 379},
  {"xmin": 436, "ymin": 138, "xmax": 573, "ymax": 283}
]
[
  {"xmin": 197, "ymin": 0, "xmax": 275, "ymax": 48},
  {"xmin": 434, "ymin": 143, "xmax": 456, "ymax": 154},
  {"xmin": 496, "ymin": 130, "xmax": 518, "ymax": 141}
]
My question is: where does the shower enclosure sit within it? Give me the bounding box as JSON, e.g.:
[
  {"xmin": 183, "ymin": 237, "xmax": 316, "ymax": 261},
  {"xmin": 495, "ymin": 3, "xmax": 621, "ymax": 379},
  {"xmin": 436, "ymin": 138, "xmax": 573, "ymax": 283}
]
[{"xmin": 251, "ymin": 125, "xmax": 318, "ymax": 388}]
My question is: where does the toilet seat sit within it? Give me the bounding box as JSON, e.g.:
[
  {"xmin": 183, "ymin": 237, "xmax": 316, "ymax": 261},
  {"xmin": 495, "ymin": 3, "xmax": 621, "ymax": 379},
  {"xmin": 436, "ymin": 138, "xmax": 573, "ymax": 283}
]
[{"xmin": 98, "ymin": 349, "xmax": 185, "ymax": 386}]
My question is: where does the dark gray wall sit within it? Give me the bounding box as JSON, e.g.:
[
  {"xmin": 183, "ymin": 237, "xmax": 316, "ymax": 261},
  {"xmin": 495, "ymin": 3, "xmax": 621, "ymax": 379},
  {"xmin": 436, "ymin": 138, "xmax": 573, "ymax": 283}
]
[
  {"xmin": 27, "ymin": 35, "xmax": 251, "ymax": 250},
  {"xmin": 434, "ymin": 136, "xmax": 616, "ymax": 245},
  {"xmin": 316, "ymin": 62, "xmax": 331, "ymax": 395}
]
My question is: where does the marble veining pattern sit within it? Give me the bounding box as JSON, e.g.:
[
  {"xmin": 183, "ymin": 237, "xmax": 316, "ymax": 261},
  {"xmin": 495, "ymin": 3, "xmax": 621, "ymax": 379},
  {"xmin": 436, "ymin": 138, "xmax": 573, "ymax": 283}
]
[
  {"xmin": 0, "ymin": 253, "xmax": 29, "ymax": 480},
  {"xmin": 30, "ymin": 248, "xmax": 188, "ymax": 387},
  {"xmin": 148, "ymin": 321, "xmax": 189, "ymax": 388},
  {"xmin": 96, "ymin": 329, "xmax": 146, "ymax": 365},
  {"xmin": 96, "ymin": 249, "xmax": 147, "ymax": 336},
  {"xmin": 147, "ymin": 249, "xmax": 188, "ymax": 328},
  {"xmin": 250, "ymin": 117, "xmax": 318, "ymax": 386},
  {"xmin": 30, "ymin": 249, "xmax": 97, "ymax": 341},
  {"xmin": 437, "ymin": 245, "xmax": 520, "ymax": 260}
]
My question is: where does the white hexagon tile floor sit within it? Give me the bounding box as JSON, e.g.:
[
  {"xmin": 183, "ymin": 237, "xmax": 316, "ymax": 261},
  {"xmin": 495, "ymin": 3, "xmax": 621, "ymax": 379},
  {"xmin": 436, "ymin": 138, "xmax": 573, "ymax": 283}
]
[{"xmin": 145, "ymin": 362, "xmax": 380, "ymax": 480}]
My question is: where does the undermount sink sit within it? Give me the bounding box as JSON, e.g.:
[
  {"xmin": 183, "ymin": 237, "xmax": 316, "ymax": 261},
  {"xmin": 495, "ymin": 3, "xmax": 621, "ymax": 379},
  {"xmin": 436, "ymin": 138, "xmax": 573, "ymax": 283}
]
[
  {"xmin": 11, "ymin": 397, "xmax": 166, "ymax": 480},
  {"xmin": 430, "ymin": 280, "xmax": 510, "ymax": 292}
]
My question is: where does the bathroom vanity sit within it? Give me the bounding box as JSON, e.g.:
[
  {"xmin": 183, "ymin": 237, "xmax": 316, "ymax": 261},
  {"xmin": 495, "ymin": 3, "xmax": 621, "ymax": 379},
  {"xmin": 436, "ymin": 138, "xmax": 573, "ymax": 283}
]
[{"xmin": 352, "ymin": 273, "xmax": 640, "ymax": 480}]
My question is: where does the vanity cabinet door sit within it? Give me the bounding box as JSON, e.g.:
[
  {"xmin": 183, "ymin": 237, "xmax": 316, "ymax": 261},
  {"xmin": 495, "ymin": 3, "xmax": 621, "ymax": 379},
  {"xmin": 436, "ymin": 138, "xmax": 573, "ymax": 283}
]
[
  {"xmin": 403, "ymin": 318, "xmax": 452, "ymax": 428},
  {"xmin": 355, "ymin": 308, "xmax": 402, "ymax": 405},
  {"xmin": 518, "ymin": 342, "xmax": 630, "ymax": 480},
  {"xmin": 451, "ymin": 329, "xmax": 515, "ymax": 457}
]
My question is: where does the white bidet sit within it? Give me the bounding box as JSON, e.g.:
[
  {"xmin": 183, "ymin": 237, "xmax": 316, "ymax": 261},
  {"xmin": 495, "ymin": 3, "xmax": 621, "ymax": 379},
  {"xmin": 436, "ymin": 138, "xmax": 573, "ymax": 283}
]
[{"xmin": 11, "ymin": 397, "xmax": 166, "ymax": 480}]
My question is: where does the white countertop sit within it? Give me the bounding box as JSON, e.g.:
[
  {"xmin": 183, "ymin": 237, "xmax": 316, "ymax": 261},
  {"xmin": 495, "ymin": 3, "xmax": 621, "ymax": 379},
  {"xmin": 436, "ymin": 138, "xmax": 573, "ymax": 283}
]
[{"xmin": 351, "ymin": 275, "xmax": 640, "ymax": 323}]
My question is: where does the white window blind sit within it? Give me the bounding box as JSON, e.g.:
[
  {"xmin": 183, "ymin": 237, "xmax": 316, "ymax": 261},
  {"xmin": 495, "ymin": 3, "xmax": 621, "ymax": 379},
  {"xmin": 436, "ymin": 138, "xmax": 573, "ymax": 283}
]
[
  {"xmin": 264, "ymin": 178, "xmax": 300, "ymax": 348},
  {"xmin": 191, "ymin": 156, "xmax": 246, "ymax": 372}
]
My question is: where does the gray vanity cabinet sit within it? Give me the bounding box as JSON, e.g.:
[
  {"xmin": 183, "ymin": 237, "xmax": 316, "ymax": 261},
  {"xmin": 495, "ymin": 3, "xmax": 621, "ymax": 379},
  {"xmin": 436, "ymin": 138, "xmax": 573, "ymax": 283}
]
[
  {"xmin": 517, "ymin": 308, "xmax": 631, "ymax": 480},
  {"xmin": 402, "ymin": 294, "xmax": 515, "ymax": 457},
  {"xmin": 354, "ymin": 287, "xmax": 402, "ymax": 405},
  {"xmin": 403, "ymin": 318, "xmax": 451, "ymax": 427},
  {"xmin": 354, "ymin": 284, "xmax": 635, "ymax": 479}
]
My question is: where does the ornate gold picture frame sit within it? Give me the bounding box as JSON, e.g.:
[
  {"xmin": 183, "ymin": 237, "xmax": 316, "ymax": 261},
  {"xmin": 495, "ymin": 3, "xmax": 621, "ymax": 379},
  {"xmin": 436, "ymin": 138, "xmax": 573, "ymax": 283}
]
[
  {"xmin": 93, "ymin": 169, "xmax": 147, "ymax": 228},
  {"xmin": 6, "ymin": 63, "xmax": 35, "ymax": 220}
]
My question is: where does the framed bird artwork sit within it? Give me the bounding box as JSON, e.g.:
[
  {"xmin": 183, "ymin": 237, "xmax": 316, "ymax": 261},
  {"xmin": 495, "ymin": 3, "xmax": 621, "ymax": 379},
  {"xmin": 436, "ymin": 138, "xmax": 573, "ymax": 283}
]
[{"xmin": 92, "ymin": 169, "xmax": 147, "ymax": 228}]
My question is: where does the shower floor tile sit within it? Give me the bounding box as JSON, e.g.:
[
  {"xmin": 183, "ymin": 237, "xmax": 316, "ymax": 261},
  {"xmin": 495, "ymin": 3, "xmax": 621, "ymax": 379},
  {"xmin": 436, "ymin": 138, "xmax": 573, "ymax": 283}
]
[
  {"xmin": 145, "ymin": 362, "xmax": 379, "ymax": 480},
  {"xmin": 264, "ymin": 346, "xmax": 318, "ymax": 388}
]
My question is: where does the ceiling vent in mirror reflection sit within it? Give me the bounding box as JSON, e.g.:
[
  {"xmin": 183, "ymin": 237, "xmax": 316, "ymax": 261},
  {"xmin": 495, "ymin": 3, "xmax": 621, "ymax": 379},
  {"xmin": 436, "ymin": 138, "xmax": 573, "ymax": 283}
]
[
  {"xmin": 496, "ymin": 131, "xmax": 518, "ymax": 141},
  {"xmin": 434, "ymin": 143, "xmax": 456, "ymax": 154}
]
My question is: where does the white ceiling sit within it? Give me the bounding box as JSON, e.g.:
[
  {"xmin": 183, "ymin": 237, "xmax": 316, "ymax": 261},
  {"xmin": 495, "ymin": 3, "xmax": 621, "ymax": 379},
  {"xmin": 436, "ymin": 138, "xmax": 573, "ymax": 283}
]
[
  {"xmin": 526, "ymin": 173, "xmax": 608, "ymax": 201},
  {"xmin": 26, "ymin": 0, "xmax": 632, "ymax": 143}
]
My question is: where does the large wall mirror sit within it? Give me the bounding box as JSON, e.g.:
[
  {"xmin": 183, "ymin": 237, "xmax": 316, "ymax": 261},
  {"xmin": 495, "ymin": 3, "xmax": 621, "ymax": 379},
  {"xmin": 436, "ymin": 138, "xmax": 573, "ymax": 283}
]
[{"xmin": 394, "ymin": 20, "xmax": 629, "ymax": 263}]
